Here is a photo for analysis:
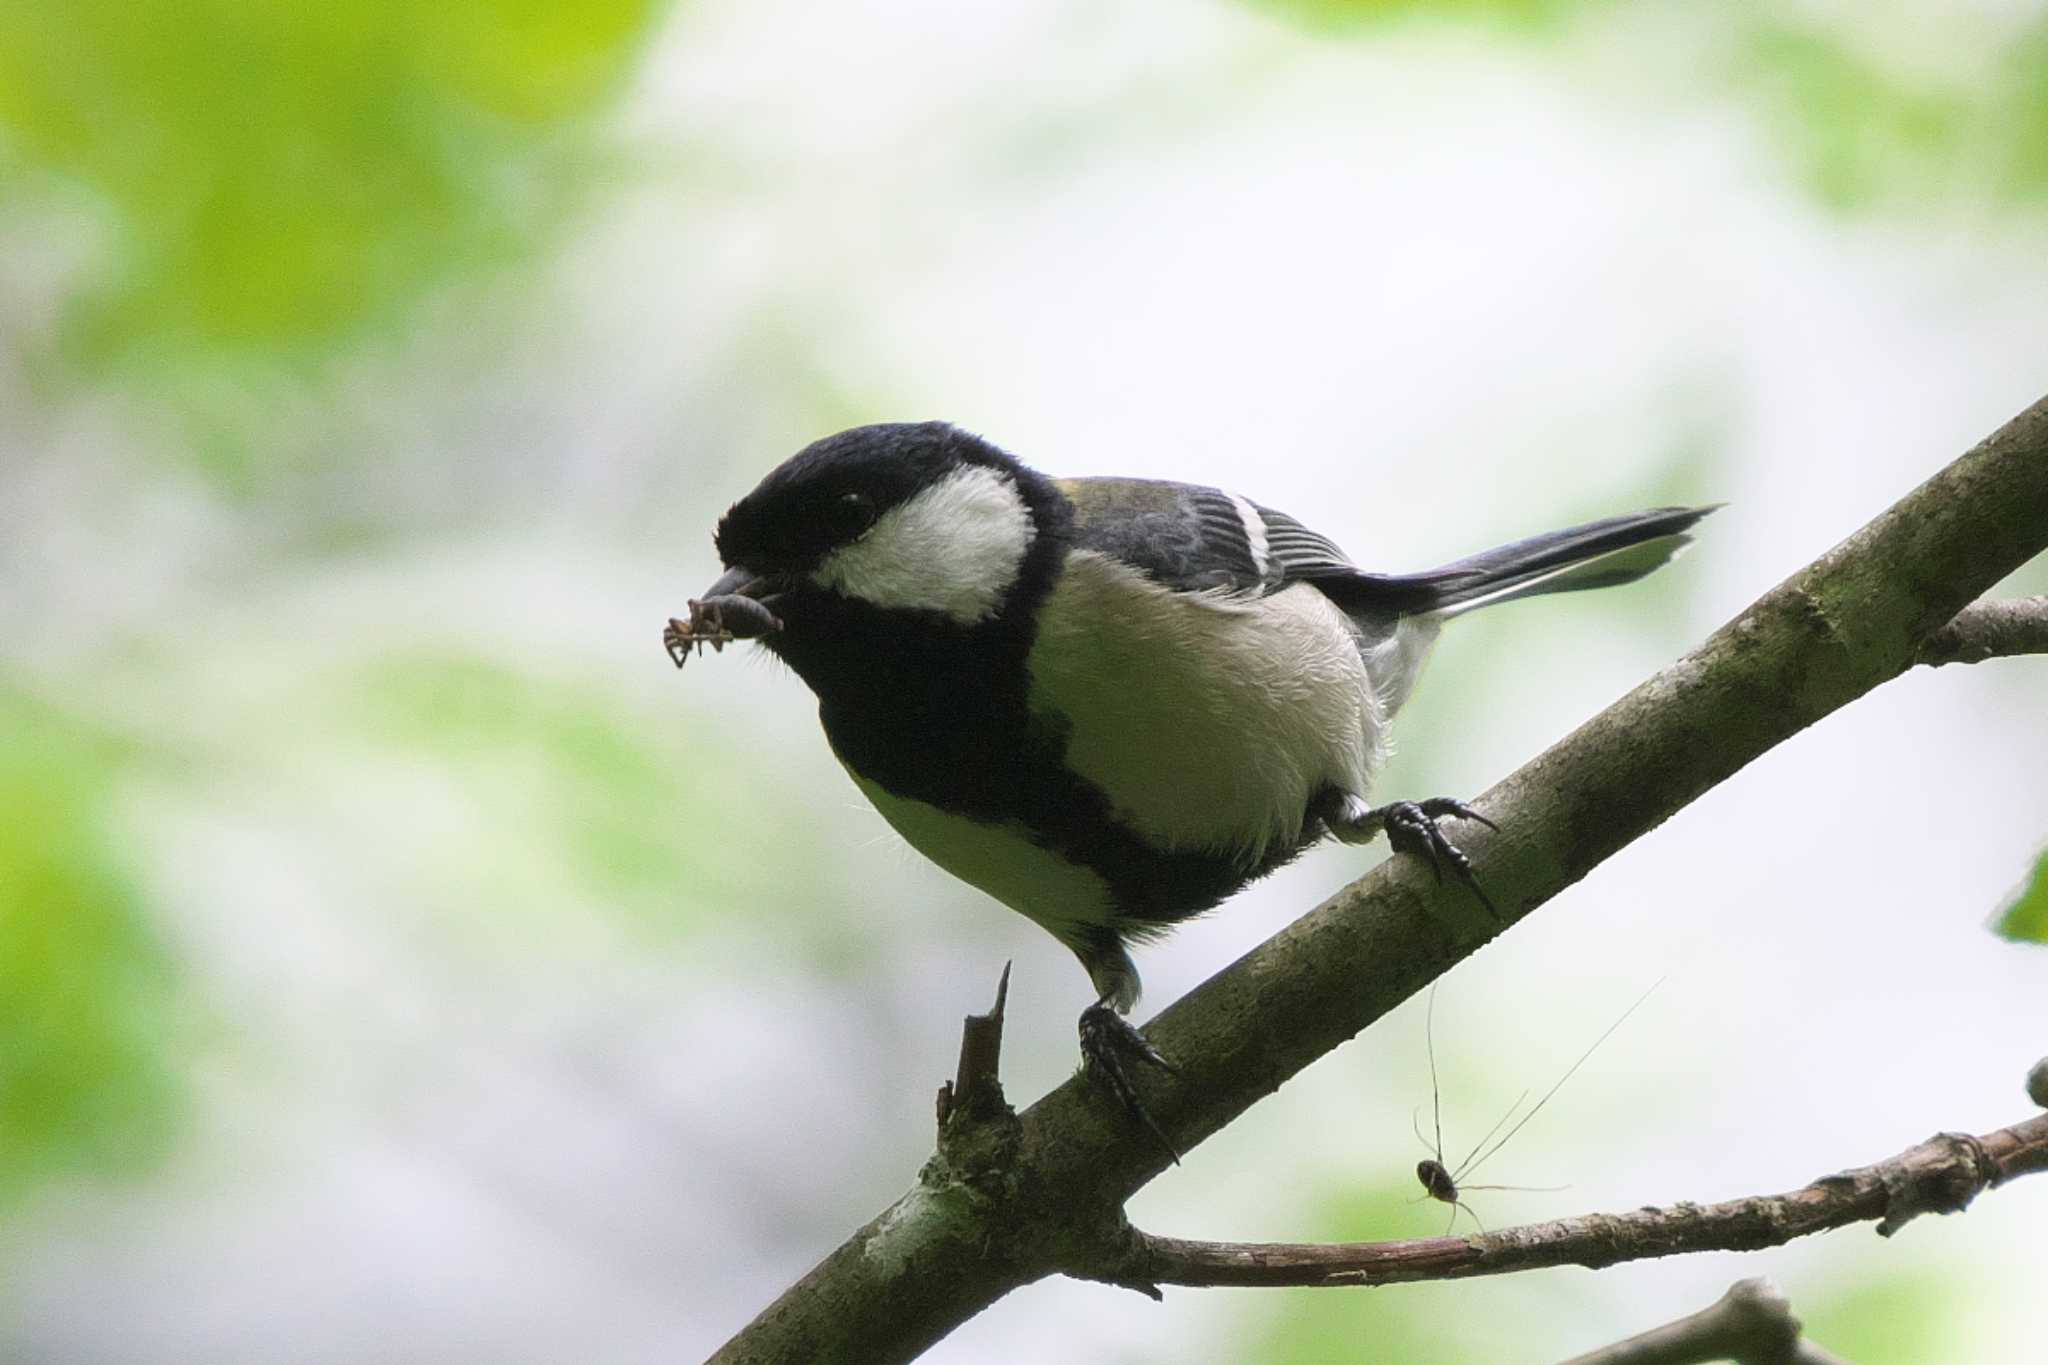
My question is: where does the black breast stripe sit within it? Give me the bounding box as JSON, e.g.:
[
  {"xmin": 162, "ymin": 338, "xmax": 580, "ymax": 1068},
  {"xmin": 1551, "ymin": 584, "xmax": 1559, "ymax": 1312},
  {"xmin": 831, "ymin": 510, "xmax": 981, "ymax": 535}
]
[{"xmin": 788, "ymin": 588, "xmax": 1302, "ymax": 939}]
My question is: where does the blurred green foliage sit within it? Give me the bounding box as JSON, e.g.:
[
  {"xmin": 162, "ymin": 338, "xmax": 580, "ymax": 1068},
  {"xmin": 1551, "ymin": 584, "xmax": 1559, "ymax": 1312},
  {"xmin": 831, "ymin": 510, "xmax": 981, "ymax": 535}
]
[
  {"xmin": 1992, "ymin": 847, "xmax": 2048, "ymax": 945},
  {"xmin": 1739, "ymin": 19, "xmax": 2048, "ymax": 212},
  {"xmin": 1250, "ymin": 0, "xmax": 1580, "ymax": 34},
  {"xmin": 1252, "ymin": 1, "xmax": 2048, "ymax": 214},
  {"xmin": 0, "ymin": 689, "xmax": 178, "ymax": 1204},
  {"xmin": 1799, "ymin": 1267, "xmax": 1968, "ymax": 1364},
  {"xmin": 1742, "ymin": 22, "xmax": 1971, "ymax": 211},
  {"xmin": 0, "ymin": 0, "xmax": 659, "ymax": 383},
  {"xmin": 346, "ymin": 652, "xmax": 766, "ymax": 934}
]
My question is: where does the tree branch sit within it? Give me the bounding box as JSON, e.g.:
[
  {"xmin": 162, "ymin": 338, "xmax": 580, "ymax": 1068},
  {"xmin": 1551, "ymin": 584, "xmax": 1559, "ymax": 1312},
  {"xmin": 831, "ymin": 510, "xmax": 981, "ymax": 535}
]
[
  {"xmin": 1559, "ymin": 1279, "xmax": 1849, "ymax": 1365},
  {"xmin": 1915, "ymin": 594, "xmax": 2048, "ymax": 666},
  {"xmin": 1089, "ymin": 1106, "xmax": 2047, "ymax": 1290},
  {"xmin": 710, "ymin": 394, "xmax": 2048, "ymax": 1365}
]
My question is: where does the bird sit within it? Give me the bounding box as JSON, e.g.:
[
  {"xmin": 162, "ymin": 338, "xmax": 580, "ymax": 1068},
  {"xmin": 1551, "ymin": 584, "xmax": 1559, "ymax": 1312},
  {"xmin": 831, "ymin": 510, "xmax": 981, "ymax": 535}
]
[{"xmin": 681, "ymin": 420, "xmax": 1711, "ymax": 1146}]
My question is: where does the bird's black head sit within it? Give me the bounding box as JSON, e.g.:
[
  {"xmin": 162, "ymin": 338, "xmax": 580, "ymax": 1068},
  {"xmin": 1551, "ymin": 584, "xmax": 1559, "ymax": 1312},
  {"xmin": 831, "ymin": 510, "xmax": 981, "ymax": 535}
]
[
  {"xmin": 704, "ymin": 422, "xmax": 1059, "ymax": 637},
  {"xmin": 714, "ymin": 423, "xmax": 987, "ymax": 576}
]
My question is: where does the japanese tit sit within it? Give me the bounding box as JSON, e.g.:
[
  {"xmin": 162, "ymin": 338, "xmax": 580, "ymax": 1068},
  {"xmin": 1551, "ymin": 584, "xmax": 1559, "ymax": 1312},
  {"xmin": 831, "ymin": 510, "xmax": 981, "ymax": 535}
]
[{"xmin": 689, "ymin": 421, "xmax": 1710, "ymax": 1134}]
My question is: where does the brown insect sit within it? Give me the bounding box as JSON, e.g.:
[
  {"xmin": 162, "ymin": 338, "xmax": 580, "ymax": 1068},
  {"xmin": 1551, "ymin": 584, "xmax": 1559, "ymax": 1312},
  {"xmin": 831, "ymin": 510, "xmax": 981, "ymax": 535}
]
[
  {"xmin": 1413, "ymin": 979, "xmax": 1660, "ymax": 1234},
  {"xmin": 663, "ymin": 594, "xmax": 783, "ymax": 668}
]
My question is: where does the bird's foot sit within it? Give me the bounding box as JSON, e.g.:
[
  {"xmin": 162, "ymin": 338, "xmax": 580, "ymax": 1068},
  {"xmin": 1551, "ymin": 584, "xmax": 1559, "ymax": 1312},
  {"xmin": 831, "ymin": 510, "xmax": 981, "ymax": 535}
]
[
  {"xmin": 1079, "ymin": 1002, "xmax": 1181, "ymax": 1164},
  {"xmin": 1327, "ymin": 794, "xmax": 1501, "ymax": 918}
]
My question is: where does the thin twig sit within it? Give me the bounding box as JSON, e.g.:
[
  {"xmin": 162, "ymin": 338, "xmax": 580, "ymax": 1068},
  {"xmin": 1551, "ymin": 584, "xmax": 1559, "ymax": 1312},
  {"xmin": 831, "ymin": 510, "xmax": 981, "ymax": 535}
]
[
  {"xmin": 1092, "ymin": 1111, "xmax": 2047, "ymax": 1291},
  {"xmin": 1558, "ymin": 1278, "xmax": 1850, "ymax": 1365},
  {"xmin": 1916, "ymin": 595, "xmax": 2048, "ymax": 667}
]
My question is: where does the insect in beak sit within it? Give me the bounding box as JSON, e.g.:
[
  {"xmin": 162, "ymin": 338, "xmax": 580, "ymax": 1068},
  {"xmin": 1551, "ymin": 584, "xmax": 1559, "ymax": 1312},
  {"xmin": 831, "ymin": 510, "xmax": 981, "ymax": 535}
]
[{"xmin": 664, "ymin": 569, "xmax": 786, "ymax": 667}]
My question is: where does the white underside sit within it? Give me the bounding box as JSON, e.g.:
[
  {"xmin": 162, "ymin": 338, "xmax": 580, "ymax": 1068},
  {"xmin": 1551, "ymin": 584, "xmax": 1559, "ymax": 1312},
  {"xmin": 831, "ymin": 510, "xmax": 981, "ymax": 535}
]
[
  {"xmin": 850, "ymin": 774, "xmax": 1116, "ymax": 950},
  {"xmin": 1026, "ymin": 551, "xmax": 1395, "ymax": 867}
]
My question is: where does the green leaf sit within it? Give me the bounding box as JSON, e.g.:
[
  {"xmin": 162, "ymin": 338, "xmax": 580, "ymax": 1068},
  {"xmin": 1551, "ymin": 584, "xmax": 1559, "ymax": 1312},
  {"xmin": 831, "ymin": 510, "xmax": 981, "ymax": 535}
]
[{"xmin": 1993, "ymin": 846, "xmax": 2048, "ymax": 944}]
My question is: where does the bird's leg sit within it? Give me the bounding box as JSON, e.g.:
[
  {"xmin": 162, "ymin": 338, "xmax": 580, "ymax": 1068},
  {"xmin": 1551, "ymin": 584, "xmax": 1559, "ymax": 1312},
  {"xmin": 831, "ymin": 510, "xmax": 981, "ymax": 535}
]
[
  {"xmin": 1078, "ymin": 998, "xmax": 1181, "ymax": 1163},
  {"xmin": 1320, "ymin": 791, "xmax": 1501, "ymax": 918}
]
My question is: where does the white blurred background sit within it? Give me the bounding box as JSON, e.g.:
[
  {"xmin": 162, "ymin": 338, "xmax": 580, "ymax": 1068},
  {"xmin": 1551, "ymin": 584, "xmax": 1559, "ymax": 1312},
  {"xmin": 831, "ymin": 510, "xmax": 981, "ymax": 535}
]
[{"xmin": 2, "ymin": 0, "xmax": 2044, "ymax": 1360}]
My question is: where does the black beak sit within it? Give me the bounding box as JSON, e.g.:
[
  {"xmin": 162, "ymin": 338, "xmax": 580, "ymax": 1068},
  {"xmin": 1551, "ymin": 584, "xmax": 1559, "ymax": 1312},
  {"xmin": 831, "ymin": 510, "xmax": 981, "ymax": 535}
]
[
  {"xmin": 702, "ymin": 566, "xmax": 765, "ymax": 601},
  {"xmin": 693, "ymin": 567, "xmax": 788, "ymax": 640},
  {"xmin": 666, "ymin": 566, "xmax": 788, "ymax": 668}
]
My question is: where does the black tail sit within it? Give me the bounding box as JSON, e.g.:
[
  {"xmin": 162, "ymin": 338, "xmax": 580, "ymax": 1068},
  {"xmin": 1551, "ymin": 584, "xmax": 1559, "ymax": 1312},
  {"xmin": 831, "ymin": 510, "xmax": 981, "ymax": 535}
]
[{"xmin": 1310, "ymin": 505, "xmax": 1718, "ymax": 617}]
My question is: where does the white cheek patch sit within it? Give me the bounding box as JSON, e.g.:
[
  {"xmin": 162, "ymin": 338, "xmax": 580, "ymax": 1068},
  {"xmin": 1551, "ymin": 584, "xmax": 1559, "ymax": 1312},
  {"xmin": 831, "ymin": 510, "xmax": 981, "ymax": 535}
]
[{"xmin": 813, "ymin": 465, "xmax": 1035, "ymax": 623}]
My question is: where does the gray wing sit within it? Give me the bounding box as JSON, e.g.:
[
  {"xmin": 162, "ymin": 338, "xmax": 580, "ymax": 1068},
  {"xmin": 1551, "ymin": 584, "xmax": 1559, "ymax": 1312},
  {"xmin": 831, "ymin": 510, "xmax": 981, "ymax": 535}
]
[
  {"xmin": 1057, "ymin": 477, "xmax": 1717, "ymax": 620},
  {"xmin": 1251, "ymin": 501, "xmax": 1355, "ymax": 581},
  {"xmin": 1055, "ymin": 477, "xmax": 1356, "ymax": 596}
]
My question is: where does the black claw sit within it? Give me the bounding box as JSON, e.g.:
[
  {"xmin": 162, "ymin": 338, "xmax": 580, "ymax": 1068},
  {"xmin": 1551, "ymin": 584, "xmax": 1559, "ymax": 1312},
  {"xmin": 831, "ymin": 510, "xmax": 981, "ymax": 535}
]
[
  {"xmin": 1416, "ymin": 796, "xmax": 1499, "ymax": 832},
  {"xmin": 1079, "ymin": 1004, "xmax": 1181, "ymax": 1164},
  {"xmin": 1379, "ymin": 798, "xmax": 1501, "ymax": 919}
]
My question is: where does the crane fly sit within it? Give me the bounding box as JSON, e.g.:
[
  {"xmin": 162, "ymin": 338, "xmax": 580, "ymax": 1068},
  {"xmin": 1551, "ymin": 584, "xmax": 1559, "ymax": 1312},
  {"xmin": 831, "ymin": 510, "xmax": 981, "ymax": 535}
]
[{"xmin": 1413, "ymin": 978, "xmax": 1661, "ymax": 1234}]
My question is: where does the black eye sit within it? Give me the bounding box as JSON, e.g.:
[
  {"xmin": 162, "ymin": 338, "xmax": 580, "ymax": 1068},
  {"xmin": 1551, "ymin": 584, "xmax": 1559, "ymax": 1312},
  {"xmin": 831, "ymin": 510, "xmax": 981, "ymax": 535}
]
[{"xmin": 833, "ymin": 490, "xmax": 878, "ymax": 538}]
